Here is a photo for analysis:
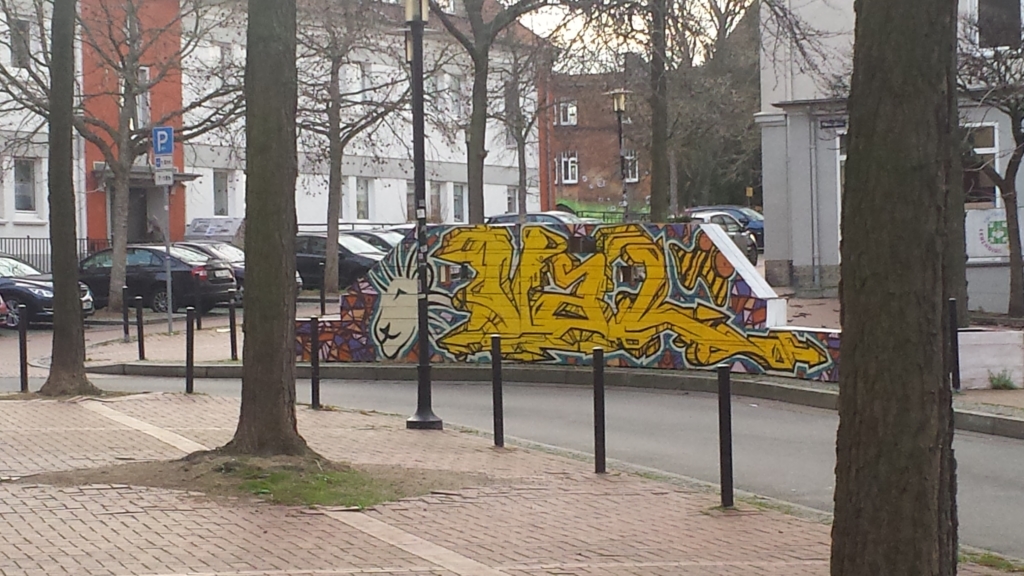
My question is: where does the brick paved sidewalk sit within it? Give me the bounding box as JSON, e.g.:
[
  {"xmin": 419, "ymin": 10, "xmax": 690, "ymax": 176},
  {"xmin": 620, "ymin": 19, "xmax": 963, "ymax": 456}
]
[{"xmin": 0, "ymin": 394, "xmax": 1000, "ymax": 576}]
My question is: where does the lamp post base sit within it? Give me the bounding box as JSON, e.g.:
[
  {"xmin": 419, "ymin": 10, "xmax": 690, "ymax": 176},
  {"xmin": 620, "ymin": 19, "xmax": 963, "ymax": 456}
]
[{"xmin": 406, "ymin": 412, "xmax": 444, "ymax": 430}]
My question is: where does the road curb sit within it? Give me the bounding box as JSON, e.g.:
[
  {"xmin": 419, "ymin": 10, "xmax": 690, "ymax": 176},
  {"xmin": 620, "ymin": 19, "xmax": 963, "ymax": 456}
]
[{"xmin": 83, "ymin": 361, "xmax": 1024, "ymax": 440}]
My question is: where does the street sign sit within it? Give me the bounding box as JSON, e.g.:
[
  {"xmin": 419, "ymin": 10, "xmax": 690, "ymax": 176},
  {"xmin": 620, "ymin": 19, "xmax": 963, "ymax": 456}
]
[
  {"xmin": 745, "ymin": 186, "xmax": 754, "ymax": 198},
  {"xmin": 152, "ymin": 126, "xmax": 174, "ymax": 155},
  {"xmin": 153, "ymin": 154, "xmax": 173, "ymax": 169},
  {"xmin": 155, "ymin": 171, "xmax": 174, "ymax": 186}
]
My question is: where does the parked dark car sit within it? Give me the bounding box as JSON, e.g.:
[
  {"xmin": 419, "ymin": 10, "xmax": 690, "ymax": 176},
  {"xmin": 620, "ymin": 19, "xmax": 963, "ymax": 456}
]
[
  {"xmin": 486, "ymin": 211, "xmax": 603, "ymax": 225},
  {"xmin": 687, "ymin": 205, "xmax": 764, "ymax": 249},
  {"xmin": 175, "ymin": 241, "xmax": 303, "ymax": 304},
  {"xmin": 80, "ymin": 245, "xmax": 236, "ymax": 313},
  {"xmin": 689, "ymin": 212, "xmax": 759, "ymax": 265},
  {"xmin": 0, "ymin": 253, "xmax": 95, "ymax": 329},
  {"xmin": 295, "ymin": 234, "xmax": 385, "ymax": 290},
  {"xmin": 344, "ymin": 230, "xmax": 405, "ymax": 253}
]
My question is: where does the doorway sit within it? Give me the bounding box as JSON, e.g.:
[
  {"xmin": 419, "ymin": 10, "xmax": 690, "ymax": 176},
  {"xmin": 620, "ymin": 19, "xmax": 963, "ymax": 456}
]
[{"xmin": 127, "ymin": 188, "xmax": 149, "ymax": 243}]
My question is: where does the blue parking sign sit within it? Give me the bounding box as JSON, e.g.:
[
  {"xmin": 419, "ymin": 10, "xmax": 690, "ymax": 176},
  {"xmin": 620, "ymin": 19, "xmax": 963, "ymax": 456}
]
[{"xmin": 152, "ymin": 126, "xmax": 174, "ymax": 155}]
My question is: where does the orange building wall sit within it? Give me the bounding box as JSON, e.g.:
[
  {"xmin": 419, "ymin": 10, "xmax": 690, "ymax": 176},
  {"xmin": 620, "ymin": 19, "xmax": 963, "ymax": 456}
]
[{"xmin": 81, "ymin": 0, "xmax": 186, "ymax": 243}]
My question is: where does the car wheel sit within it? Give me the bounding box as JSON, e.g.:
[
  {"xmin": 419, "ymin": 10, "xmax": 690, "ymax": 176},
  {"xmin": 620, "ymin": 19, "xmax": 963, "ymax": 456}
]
[
  {"xmin": 747, "ymin": 246, "xmax": 758, "ymax": 266},
  {"xmin": 3, "ymin": 297, "xmax": 24, "ymax": 329},
  {"xmin": 150, "ymin": 288, "xmax": 169, "ymax": 314}
]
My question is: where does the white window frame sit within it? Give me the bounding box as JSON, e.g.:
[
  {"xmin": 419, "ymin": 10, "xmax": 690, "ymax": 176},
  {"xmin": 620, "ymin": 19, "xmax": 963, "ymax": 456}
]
[
  {"xmin": 447, "ymin": 74, "xmax": 463, "ymax": 118},
  {"xmin": 557, "ymin": 100, "xmax": 578, "ymax": 126},
  {"xmin": 429, "ymin": 181, "xmax": 443, "ymax": 221},
  {"xmin": 213, "ymin": 170, "xmax": 230, "ymax": 216},
  {"xmin": 453, "ymin": 183, "xmax": 466, "ymax": 222},
  {"xmin": 964, "ymin": 121, "xmax": 1001, "ymax": 207},
  {"xmin": 10, "ymin": 18, "xmax": 31, "ymax": 69},
  {"xmin": 356, "ymin": 177, "xmax": 372, "ymax": 220},
  {"xmin": 13, "ymin": 158, "xmax": 37, "ymax": 213},
  {"xmin": 359, "ymin": 63, "xmax": 372, "ymax": 102},
  {"xmin": 969, "ymin": 0, "xmax": 1024, "ymax": 50},
  {"xmin": 406, "ymin": 180, "xmax": 416, "ymax": 221},
  {"xmin": 558, "ymin": 151, "xmax": 579, "ymax": 185},
  {"xmin": 506, "ymin": 186, "xmax": 518, "ymax": 214},
  {"xmin": 623, "ymin": 149, "xmax": 639, "ymax": 183}
]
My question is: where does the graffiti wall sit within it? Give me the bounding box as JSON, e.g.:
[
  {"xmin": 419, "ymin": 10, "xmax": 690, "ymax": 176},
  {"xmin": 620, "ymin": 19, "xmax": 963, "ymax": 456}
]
[{"xmin": 297, "ymin": 223, "xmax": 841, "ymax": 382}]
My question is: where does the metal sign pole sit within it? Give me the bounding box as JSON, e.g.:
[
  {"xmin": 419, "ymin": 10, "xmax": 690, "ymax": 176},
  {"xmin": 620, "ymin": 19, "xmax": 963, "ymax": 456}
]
[{"xmin": 164, "ymin": 184, "xmax": 173, "ymax": 334}]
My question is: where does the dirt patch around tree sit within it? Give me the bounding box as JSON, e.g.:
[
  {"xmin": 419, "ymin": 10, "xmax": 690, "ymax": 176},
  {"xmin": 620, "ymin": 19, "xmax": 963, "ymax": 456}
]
[{"xmin": 16, "ymin": 454, "xmax": 494, "ymax": 508}]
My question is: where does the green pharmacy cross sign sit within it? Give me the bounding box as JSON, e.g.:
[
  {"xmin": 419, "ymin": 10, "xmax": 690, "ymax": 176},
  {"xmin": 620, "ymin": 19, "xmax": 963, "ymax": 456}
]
[{"xmin": 988, "ymin": 220, "xmax": 1008, "ymax": 246}]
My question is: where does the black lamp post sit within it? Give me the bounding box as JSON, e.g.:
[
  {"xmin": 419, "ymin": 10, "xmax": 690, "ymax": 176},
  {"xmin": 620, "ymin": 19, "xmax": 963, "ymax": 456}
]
[
  {"xmin": 405, "ymin": 0, "xmax": 442, "ymax": 430},
  {"xmin": 607, "ymin": 89, "xmax": 630, "ymax": 222}
]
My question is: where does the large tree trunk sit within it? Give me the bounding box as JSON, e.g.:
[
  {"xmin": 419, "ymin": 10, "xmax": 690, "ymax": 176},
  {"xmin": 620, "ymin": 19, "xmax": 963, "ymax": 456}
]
[
  {"xmin": 40, "ymin": 0, "xmax": 99, "ymax": 397},
  {"xmin": 945, "ymin": 156, "xmax": 969, "ymax": 326},
  {"xmin": 831, "ymin": 0, "xmax": 958, "ymax": 574},
  {"xmin": 224, "ymin": 0, "xmax": 309, "ymax": 456},
  {"xmin": 467, "ymin": 50, "xmax": 490, "ymax": 224},
  {"xmin": 107, "ymin": 168, "xmax": 131, "ymax": 313},
  {"xmin": 1003, "ymin": 181, "xmax": 1024, "ymax": 316},
  {"xmin": 647, "ymin": 0, "xmax": 669, "ymax": 222},
  {"xmin": 324, "ymin": 58, "xmax": 343, "ymax": 296}
]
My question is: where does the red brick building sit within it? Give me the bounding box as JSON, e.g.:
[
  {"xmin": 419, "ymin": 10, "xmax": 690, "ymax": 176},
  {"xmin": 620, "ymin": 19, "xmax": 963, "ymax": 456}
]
[{"xmin": 541, "ymin": 71, "xmax": 651, "ymax": 219}]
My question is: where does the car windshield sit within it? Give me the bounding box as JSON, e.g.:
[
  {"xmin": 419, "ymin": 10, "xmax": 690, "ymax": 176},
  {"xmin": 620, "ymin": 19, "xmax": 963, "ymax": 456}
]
[
  {"xmin": 377, "ymin": 231, "xmax": 405, "ymax": 246},
  {"xmin": 550, "ymin": 212, "xmax": 588, "ymax": 223},
  {"xmin": 338, "ymin": 235, "xmax": 385, "ymax": 256},
  {"xmin": 209, "ymin": 243, "xmax": 245, "ymax": 262},
  {"xmin": 0, "ymin": 257, "xmax": 41, "ymax": 277},
  {"xmin": 738, "ymin": 207, "xmax": 764, "ymax": 222}
]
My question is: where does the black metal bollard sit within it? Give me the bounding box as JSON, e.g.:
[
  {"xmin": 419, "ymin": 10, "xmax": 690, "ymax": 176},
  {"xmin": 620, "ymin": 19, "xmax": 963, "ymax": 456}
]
[
  {"xmin": 717, "ymin": 364, "xmax": 735, "ymax": 508},
  {"xmin": 135, "ymin": 296, "xmax": 145, "ymax": 361},
  {"xmin": 310, "ymin": 317, "xmax": 321, "ymax": 409},
  {"xmin": 185, "ymin": 307, "xmax": 195, "ymax": 394},
  {"xmin": 121, "ymin": 286, "xmax": 130, "ymax": 343},
  {"xmin": 319, "ymin": 262, "xmax": 326, "ymax": 316},
  {"xmin": 948, "ymin": 298, "xmax": 961, "ymax": 392},
  {"xmin": 18, "ymin": 305, "xmax": 28, "ymax": 393},
  {"xmin": 228, "ymin": 289, "xmax": 238, "ymax": 362},
  {"xmin": 491, "ymin": 334, "xmax": 504, "ymax": 448},
  {"xmin": 593, "ymin": 347, "xmax": 606, "ymax": 474}
]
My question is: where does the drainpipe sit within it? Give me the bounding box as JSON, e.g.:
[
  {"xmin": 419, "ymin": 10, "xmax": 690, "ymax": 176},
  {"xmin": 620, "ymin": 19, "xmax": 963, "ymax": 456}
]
[{"xmin": 808, "ymin": 110, "xmax": 820, "ymax": 289}]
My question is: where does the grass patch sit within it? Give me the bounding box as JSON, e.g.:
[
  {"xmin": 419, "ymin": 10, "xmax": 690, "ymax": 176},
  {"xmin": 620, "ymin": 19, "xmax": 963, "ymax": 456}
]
[
  {"xmin": 990, "ymin": 370, "xmax": 1019, "ymax": 390},
  {"xmin": 230, "ymin": 461, "xmax": 399, "ymax": 507},
  {"xmin": 961, "ymin": 551, "xmax": 1024, "ymax": 572}
]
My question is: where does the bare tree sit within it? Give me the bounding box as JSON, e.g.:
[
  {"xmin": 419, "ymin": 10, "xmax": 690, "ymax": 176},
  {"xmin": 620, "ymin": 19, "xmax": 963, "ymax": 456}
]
[
  {"xmin": 832, "ymin": 0, "xmax": 959, "ymax": 573},
  {"xmin": 224, "ymin": 0, "xmax": 309, "ymax": 455},
  {"xmin": 296, "ymin": 0, "xmax": 450, "ymax": 292},
  {"xmin": 0, "ymin": 0, "xmax": 245, "ymax": 313},
  {"xmin": 958, "ymin": 19, "xmax": 1024, "ymax": 317},
  {"xmin": 430, "ymin": 0, "xmax": 550, "ymax": 223},
  {"xmin": 39, "ymin": 0, "xmax": 100, "ymax": 396}
]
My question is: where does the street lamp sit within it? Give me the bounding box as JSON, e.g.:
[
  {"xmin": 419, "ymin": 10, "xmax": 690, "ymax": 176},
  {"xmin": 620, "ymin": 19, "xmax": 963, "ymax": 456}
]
[
  {"xmin": 405, "ymin": 0, "xmax": 442, "ymax": 430},
  {"xmin": 606, "ymin": 88, "xmax": 631, "ymax": 222}
]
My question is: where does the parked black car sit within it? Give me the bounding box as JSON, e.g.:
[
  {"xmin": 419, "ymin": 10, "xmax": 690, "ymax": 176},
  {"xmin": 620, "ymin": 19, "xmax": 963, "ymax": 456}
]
[
  {"xmin": 344, "ymin": 230, "xmax": 405, "ymax": 253},
  {"xmin": 295, "ymin": 234, "xmax": 385, "ymax": 290},
  {"xmin": 175, "ymin": 241, "xmax": 303, "ymax": 304},
  {"xmin": 80, "ymin": 245, "xmax": 236, "ymax": 313},
  {"xmin": 0, "ymin": 253, "xmax": 95, "ymax": 329}
]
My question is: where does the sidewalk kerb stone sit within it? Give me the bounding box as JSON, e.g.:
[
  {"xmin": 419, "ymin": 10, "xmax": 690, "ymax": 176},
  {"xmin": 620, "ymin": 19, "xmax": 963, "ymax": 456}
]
[
  {"xmin": 325, "ymin": 511, "xmax": 509, "ymax": 576},
  {"xmin": 79, "ymin": 400, "xmax": 209, "ymax": 453}
]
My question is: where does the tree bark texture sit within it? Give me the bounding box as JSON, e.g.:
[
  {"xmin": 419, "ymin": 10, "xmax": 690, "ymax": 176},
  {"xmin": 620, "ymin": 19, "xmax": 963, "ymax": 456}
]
[
  {"xmin": 40, "ymin": 0, "xmax": 99, "ymax": 397},
  {"xmin": 647, "ymin": 0, "xmax": 670, "ymax": 222},
  {"xmin": 831, "ymin": 0, "xmax": 958, "ymax": 573},
  {"xmin": 225, "ymin": 0, "xmax": 308, "ymax": 456},
  {"xmin": 107, "ymin": 169, "xmax": 131, "ymax": 313},
  {"xmin": 324, "ymin": 58, "xmax": 344, "ymax": 296},
  {"xmin": 1003, "ymin": 181, "xmax": 1024, "ymax": 316},
  {"xmin": 945, "ymin": 168, "xmax": 969, "ymax": 326},
  {"xmin": 468, "ymin": 50, "xmax": 490, "ymax": 224}
]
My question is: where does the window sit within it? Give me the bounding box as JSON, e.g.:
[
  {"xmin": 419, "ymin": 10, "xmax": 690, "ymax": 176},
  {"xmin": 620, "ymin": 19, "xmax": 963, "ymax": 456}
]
[
  {"xmin": 359, "ymin": 63, "xmax": 371, "ymax": 102},
  {"xmin": 217, "ymin": 42, "xmax": 231, "ymax": 70},
  {"xmin": 406, "ymin": 181, "xmax": 416, "ymax": 221},
  {"xmin": 135, "ymin": 67, "xmax": 151, "ymax": 129},
  {"xmin": 82, "ymin": 251, "xmax": 113, "ymax": 270},
  {"xmin": 213, "ymin": 170, "xmax": 230, "ymax": 216},
  {"xmin": 979, "ymin": 0, "xmax": 1022, "ymax": 48},
  {"xmin": 447, "ymin": 74, "xmax": 463, "ymax": 117},
  {"xmin": 14, "ymin": 158, "xmax": 35, "ymax": 212},
  {"xmin": 10, "ymin": 19, "xmax": 30, "ymax": 68},
  {"xmin": 557, "ymin": 100, "xmax": 578, "ymax": 126},
  {"xmin": 356, "ymin": 177, "xmax": 371, "ymax": 220},
  {"xmin": 964, "ymin": 124, "xmax": 999, "ymax": 205},
  {"xmin": 837, "ymin": 132, "xmax": 848, "ymax": 200},
  {"xmin": 558, "ymin": 151, "xmax": 579, "ymax": 184},
  {"xmin": 429, "ymin": 181, "xmax": 442, "ymax": 221},
  {"xmin": 507, "ymin": 186, "xmax": 518, "ymax": 213},
  {"xmin": 623, "ymin": 149, "xmax": 639, "ymax": 183},
  {"xmin": 453, "ymin": 184, "xmax": 465, "ymax": 222}
]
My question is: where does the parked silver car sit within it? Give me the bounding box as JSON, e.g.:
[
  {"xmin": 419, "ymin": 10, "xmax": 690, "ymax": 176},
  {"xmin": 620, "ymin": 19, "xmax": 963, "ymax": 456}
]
[{"xmin": 688, "ymin": 211, "xmax": 759, "ymax": 265}]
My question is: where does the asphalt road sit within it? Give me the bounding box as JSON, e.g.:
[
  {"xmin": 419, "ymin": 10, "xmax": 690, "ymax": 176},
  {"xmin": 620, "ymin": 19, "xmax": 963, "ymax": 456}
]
[{"xmin": 3, "ymin": 375, "xmax": 1022, "ymax": 559}]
